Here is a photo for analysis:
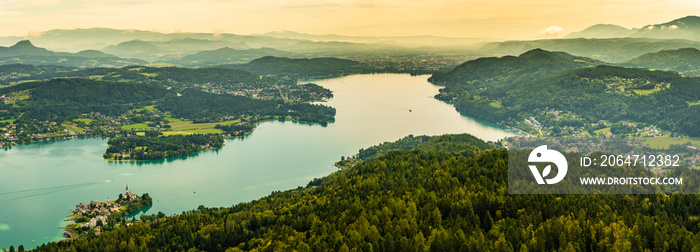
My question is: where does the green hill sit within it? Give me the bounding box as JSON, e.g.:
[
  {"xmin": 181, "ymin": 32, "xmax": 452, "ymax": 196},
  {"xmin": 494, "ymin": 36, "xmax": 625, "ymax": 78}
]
[
  {"xmin": 102, "ymin": 40, "xmax": 167, "ymax": 58},
  {"xmin": 625, "ymin": 47, "xmax": 700, "ymax": 76},
  {"xmin": 72, "ymin": 49, "xmax": 119, "ymax": 58},
  {"xmin": 357, "ymin": 134, "xmax": 493, "ymax": 161},
  {"xmin": 0, "ymin": 40, "xmax": 52, "ymax": 57},
  {"xmin": 429, "ymin": 48, "xmax": 602, "ymax": 97}
]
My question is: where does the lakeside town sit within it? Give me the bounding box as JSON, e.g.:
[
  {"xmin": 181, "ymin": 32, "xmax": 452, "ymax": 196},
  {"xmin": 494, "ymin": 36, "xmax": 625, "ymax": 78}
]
[{"xmin": 63, "ymin": 186, "xmax": 152, "ymax": 239}]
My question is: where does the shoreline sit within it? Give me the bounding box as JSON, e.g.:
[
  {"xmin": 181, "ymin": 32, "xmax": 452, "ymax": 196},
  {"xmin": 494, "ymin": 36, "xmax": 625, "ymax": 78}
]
[
  {"xmin": 102, "ymin": 117, "xmax": 332, "ymax": 162},
  {"xmin": 104, "ymin": 145, "xmax": 225, "ymax": 162},
  {"xmin": 3, "ymin": 116, "xmax": 333, "ymax": 151}
]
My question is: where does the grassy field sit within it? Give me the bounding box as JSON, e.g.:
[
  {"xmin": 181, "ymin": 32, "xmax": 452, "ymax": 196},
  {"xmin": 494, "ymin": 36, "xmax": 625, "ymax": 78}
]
[
  {"xmin": 643, "ymin": 136, "xmax": 700, "ymax": 149},
  {"xmin": 5, "ymin": 90, "xmax": 31, "ymax": 103},
  {"xmin": 162, "ymin": 118, "xmax": 241, "ymax": 135},
  {"xmin": 73, "ymin": 118, "xmax": 94, "ymax": 124},
  {"xmin": 162, "ymin": 128, "xmax": 222, "ymax": 136},
  {"xmin": 632, "ymin": 84, "xmax": 669, "ymax": 96},
  {"xmin": 594, "ymin": 127, "xmax": 611, "ymax": 134},
  {"xmin": 62, "ymin": 122, "xmax": 85, "ymax": 132},
  {"xmin": 132, "ymin": 106, "xmax": 157, "ymax": 113},
  {"xmin": 8, "ymin": 80, "xmax": 36, "ymax": 85},
  {"xmin": 140, "ymin": 72, "xmax": 159, "ymax": 77},
  {"xmin": 117, "ymin": 105, "xmax": 245, "ymax": 135},
  {"xmin": 0, "ymin": 118, "xmax": 15, "ymax": 124},
  {"xmin": 632, "ymin": 89, "xmax": 659, "ymax": 95},
  {"xmin": 689, "ymin": 101, "xmax": 700, "ymax": 106},
  {"xmin": 121, "ymin": 123, "xmax": 153, "ymax": 130},
  {"xmin": 488, "ymin": 102, "xmax": 503, "ymax": 108}
]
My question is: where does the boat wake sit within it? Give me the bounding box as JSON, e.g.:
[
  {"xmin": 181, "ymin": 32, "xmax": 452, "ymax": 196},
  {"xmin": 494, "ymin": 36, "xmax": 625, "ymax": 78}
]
[{"xmin": 0, "ymin": 182, "xmax": 104, "ymax": 203}]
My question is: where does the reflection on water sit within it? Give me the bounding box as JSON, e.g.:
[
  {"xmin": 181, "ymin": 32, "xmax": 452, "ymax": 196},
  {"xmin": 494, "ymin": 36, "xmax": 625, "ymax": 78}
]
[{"xmin": 124, "ymin": 205, "xmax": 153, "ymax": 219}]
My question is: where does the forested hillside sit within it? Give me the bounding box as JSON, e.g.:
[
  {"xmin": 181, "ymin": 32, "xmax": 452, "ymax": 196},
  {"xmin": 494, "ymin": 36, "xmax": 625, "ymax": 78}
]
[
  {"xmin": 33, "ymin": 134, "xmax": 700, "ymax": 251},
  {"xmin": 429, "ymin": 48, "xmax": 602, "ymax": 91},
  {"xmin": 430, "ymin": 49, "xmax": 700, "ymax": 137},
  {"xmin": 157, "ymin": 89, "xmax": 335, "ymax": 124},
  {"xmin": 357, "ymin": 134, "xmax": 493, "ymax": 161},
  {"xmin": 625, "ymin": 48, "xmax": 700, "ymax": 76},
  {"xmin": 0, "ymin": 76, "xmax": 335, "ymax": 147},
  {"xmin": 1, "ymin": 78, "xmax": 173, "ymax": 123}
]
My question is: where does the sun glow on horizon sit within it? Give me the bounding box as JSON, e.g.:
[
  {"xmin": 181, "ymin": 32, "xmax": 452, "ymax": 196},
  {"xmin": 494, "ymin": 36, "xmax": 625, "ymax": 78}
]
[{"xmin": 0, "ymin": 0, "xmax": 698, "ymax": 39}]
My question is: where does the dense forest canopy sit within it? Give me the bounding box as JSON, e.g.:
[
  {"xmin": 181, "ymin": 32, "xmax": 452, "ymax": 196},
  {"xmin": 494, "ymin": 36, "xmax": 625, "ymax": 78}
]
[{"xmin": 357, "ymin": 134, "xmax": 493, "ymax": 161}]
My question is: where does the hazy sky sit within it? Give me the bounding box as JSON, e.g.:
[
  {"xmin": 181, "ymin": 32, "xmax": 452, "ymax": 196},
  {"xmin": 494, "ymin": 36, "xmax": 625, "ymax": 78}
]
[{"xmin": 1, "ymin": 0, "xmax": 699, "ymax": 39}]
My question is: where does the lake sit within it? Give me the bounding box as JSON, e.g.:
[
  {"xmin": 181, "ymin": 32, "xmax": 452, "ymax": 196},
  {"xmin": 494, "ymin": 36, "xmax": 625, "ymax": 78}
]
[{"xmin": 0, "ymin": 74, "xmax": 516, "ymax": 249}]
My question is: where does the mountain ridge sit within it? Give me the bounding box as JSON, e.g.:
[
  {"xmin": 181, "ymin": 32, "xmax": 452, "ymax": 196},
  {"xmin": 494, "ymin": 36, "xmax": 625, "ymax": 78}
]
[
  {"xmin": 624, "ymin": 47, "xmax": 700, "ymax": 76},
  {"xmin": 429, "ymin": 48, "xmax": 602, "ymax": 88},
  {"xmin": 0, "ymin": 40, "xmax": 145, "ymax": 67},
  {"xmin": 632, "ymin": 16, "xmax": 700, "ymax": 40},
  {"xmin": 564, "ymin": 24, "xmax": 636, "ymax": 38},
  {"xmin": 180, "ymin": 47, "xmax": 294, "ymax": 65}
]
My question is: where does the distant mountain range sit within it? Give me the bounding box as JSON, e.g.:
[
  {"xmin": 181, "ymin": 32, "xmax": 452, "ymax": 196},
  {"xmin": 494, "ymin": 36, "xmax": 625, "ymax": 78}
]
[
  {"xmin": 567, "ymin": 16, "xmax": 700, "ymax": 41},
  {"xmin": 0, "ymin": 27, "xmax": 481, "ymax": 57},
  {"xmin": 0, "ymin": 40, "xmax": 146, "ymax": 67},
  {"xmin": 101, "ymin": 39, "xmax": 251, "ymax": 59},
  {"xmin": 633, "ymin": 16, "xmax": 700, "ymax": 40},
  {"xmin": 478, "ymin": 37, "xmax": 700, "ymax": 62},
  {"xmin": 564, "ymin": 24, "xmax": 637, "ymax": 39},
  {"xmin": 179, "ymin": 47, "xmax": 294, "ymax": 66},
  {"xmin": 0, "ymin": 15, "xmax": 698, "ymax": 68},
  {"xmin": 480, "ymin": 16, "xmax": 700, "ymax": 62},
  {"xmin": 257, "ymin": 30, "xmax": 493, "ymax": 47}
]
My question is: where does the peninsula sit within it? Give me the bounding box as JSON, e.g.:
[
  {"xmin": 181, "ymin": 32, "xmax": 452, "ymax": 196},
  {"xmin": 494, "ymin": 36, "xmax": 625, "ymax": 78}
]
[
  {"xmin": 64, "ymin": 186, "xmax": 152, "ymax": 239},
  {"xmin": 103, "ymin": 133, "xmax": 225, "ymax": 161}
]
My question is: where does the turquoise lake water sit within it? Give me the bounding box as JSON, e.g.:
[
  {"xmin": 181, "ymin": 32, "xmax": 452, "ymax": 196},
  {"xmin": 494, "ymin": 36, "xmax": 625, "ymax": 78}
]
[{"xmin": 0, "ymin": 74, "xmax": 516, "ymax": 249}]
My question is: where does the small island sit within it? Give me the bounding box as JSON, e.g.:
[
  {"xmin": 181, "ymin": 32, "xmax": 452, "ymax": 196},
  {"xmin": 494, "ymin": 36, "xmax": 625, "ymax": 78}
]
[
  {"xmin": 103, "ymin": 133, "xmax": 225, "ymax": 161},
  {"xmin": 64, "ymin": 186, "xmax": 152, "ymax": 238}
]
